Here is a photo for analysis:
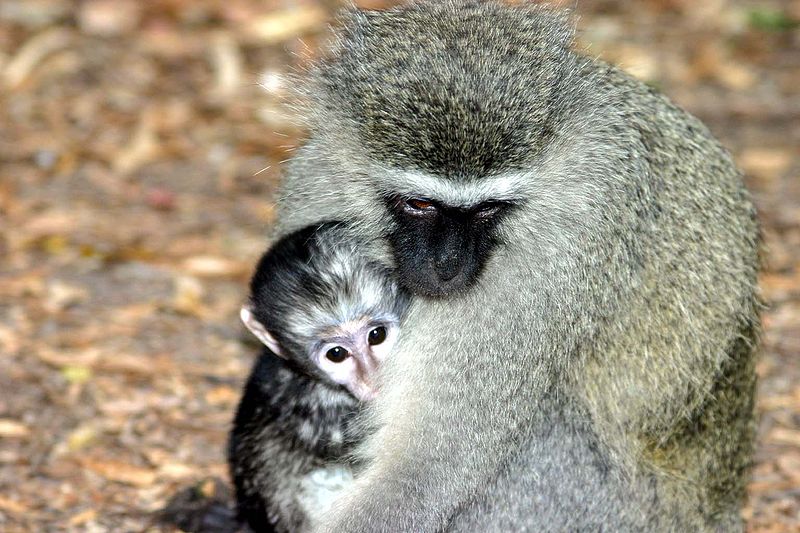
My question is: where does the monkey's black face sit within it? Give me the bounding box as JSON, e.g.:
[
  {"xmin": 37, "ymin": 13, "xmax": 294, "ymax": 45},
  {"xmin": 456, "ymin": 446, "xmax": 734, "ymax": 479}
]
[{"xmin": 386, "ymin": 196, "xmax": 512, "ymax": 297}]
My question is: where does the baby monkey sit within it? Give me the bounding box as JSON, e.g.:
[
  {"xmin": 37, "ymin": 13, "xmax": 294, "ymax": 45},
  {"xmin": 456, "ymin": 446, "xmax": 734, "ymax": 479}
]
[{"xmin": 229, "ymin": 222, "xmax": 409, "ymax": 532}]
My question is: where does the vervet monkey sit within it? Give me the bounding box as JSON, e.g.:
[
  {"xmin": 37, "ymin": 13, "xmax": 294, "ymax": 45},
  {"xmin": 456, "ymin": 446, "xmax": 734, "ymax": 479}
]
[
  {"xmin": 229, "ymin": 223, "xmax": 409, "ymax": 532},
  {"xmin": 274, "ymin": 1, "xmax": 761, "ymax": 531}
]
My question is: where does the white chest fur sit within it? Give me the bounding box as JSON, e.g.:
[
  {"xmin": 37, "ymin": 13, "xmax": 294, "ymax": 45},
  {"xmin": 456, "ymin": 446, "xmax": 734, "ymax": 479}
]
[{"xmin": 298, "ymin": 465, "xmax": 354, "ymax": 524}]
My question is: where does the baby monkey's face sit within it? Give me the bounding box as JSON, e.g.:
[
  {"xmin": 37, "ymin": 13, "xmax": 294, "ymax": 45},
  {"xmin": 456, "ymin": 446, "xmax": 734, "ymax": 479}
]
[
  {"xmin": 240, "ymin": 305, "xmax": 400, "ymax": 402},
  {"xmin": 311, "ymin": 316, "xmax": 400, "ymax": 401}
]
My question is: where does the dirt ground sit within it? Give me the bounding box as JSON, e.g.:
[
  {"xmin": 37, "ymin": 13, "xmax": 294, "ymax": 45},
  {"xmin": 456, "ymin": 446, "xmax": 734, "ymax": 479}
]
[{"xmin": 0, "ymin": 1, "xmax": 798, "ymax": 531}]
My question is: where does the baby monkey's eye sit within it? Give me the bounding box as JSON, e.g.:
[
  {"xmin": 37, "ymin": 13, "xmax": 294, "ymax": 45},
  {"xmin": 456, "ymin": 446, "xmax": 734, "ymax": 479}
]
[
  {"xmin": 326, "ymin": 346, "xmax": 350, "ymax": 363},
  {"xmin": 368, "ymin": 326, "xmax": 387, "ymax": 346}
]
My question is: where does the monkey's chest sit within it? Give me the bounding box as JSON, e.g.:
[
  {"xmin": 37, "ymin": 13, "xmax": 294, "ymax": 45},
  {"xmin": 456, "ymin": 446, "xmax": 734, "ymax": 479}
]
[{"xmin": 298, "ymin": 465, "xmax": 353, "ymax": 522}]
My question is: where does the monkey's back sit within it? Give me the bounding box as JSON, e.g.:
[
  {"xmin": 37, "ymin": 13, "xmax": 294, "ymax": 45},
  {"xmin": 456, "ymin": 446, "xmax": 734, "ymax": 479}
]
[
  {"xmin": 447, "ymin": 57, "xmax": 760, "ymax": 531},
  {"xmin": 574, "ymin": 57, "xmax": 760, "ymax": 528}
]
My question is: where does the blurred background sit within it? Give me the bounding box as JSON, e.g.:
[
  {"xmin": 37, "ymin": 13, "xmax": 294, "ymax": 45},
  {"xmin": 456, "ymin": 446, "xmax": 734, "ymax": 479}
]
[{"xmin": 0, "ymin": 0, "xmax": 797, "ymax": 531}]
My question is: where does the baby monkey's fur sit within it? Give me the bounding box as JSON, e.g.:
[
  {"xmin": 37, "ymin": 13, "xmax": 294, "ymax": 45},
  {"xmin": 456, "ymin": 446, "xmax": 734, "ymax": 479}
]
[{"xmin": 229, "ymin": 223, "xmax": 409, "ymax": 532}]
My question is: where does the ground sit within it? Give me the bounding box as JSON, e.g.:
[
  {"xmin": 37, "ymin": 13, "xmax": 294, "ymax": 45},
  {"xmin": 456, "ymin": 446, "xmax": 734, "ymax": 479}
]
[{"xmin": 0, "ymin": 0, "xmax": 798, "ymax": 531}]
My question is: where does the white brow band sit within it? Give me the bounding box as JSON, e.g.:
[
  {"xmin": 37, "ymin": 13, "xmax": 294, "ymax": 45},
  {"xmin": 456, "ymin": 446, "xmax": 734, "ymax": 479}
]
[{"xmin": 379, "ymin": 170, "xmax": 528, "ymax": 207}]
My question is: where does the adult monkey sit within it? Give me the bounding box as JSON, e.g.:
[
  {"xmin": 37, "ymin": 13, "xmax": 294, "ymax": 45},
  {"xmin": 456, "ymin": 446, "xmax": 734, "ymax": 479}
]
[{"xmin": 273, "ymin": 1, "xmax": 760, "ymax": 531}]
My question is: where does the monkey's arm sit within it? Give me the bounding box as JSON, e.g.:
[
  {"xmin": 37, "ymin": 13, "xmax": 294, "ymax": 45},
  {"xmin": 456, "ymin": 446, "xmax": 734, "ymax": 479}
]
[
  {"xmin": 445, "ymin": 401, "xmax": 662, "ymax": 533},
  {"xmin": 316, "ymin": 286, "xmax": 555, "ymax": 532}
]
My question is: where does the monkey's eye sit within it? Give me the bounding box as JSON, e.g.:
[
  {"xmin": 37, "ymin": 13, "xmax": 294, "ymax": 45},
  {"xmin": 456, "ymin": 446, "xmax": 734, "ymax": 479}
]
[
  {"xmin": 474, "ymin": 201, "xmax": 507, "ymax": 219},
  {"xmin": 405, "ymin": 198, "xmax": 436, "ymax": 212},
  {"xmin": 368, "ymin": 326, "xmax": 387, "ymax": 346},
  {"xmin": 325, "ymin": 346, "xmax": 350, "ymax": 363}
]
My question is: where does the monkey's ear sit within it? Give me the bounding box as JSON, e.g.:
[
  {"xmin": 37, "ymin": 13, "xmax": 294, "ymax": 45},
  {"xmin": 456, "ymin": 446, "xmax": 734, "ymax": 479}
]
[{"xmin": 240, "ymin": 305, "xmax": 284, "ymax": 358}]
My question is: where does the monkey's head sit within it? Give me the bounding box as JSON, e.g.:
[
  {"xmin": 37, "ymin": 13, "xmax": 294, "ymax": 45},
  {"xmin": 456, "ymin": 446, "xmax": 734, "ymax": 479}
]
[
  {"xmin": 292, "ymin": 2, "xmax": 585, "ymax": 298},
  {"xmin": 241, "ymin": 223, "xmax": 409, "ymax": 401}
]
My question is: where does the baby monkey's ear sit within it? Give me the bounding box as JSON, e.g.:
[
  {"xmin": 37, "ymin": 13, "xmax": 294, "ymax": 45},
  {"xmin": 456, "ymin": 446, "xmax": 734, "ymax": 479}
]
[{"xmin": 240, "ymin": 305, "xmax": 284, "ymax": 358}]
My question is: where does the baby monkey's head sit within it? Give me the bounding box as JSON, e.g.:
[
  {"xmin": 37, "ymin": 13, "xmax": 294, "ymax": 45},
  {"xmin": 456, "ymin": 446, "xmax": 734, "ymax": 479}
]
[{"xmin": 241, "ymin": 222, "xmax": 409, "ymax": 401}]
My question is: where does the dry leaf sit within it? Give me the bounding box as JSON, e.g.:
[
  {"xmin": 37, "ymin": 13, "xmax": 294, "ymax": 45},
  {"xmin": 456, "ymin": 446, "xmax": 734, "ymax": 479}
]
[
  {"xmin": 243, "ymin": 6, "xmax": 327, "ymax": 44},
  {"xmin": 761, "ymin": 272, "xmax": 800, "ymax": 300},
  {"xmin": 0, "ymin": 271, "xmax": 46, "ymax": 298},
  {"xmin": 738, "ymin": 148, "xmax": 793, "ymax": 182},
  {"xmin": 67, "ymin": 424, "xmax": 99, "ymax": 452},
  {"xmin": 776, "ymin": 452, "xmax": 800, "ymax": 482},
  {"xmin": 37, "ymin": 347, "xmax": 101, "ymax": 368},
  {"xmin": 67, "ymin": 508, "xmax": 98, "ymax": 526},
  {"xmin": 0, "ymin": 419, "xmax": 30, "ymax": 438},
  {"xmin": 205, "ymin": 386, "xmax": 239, "ymax": 406},
  {"xmin": 82, "ymin": 459, "xmax": 156, "ymax": 487},
  {"xmin": 0, "ymin": 495, "xmax": 29, "ymax": 515},
  {"xmin": 0, "ymin": 324, "xmax": 23, "ymax": 355},
  {"xmin": 759, "ymin": 393, "xmax": 800, "ymax": 410},
  {"xmin": 99, "ymin": 398, "xmax": 148, "ymax": 417},
  {"xmin": 23, "ymin": 210, "xmax": 79, "ymax": 237},
  {"xmin": 3, "ymin": 27, "xmax": 71, "ymax": 89},
  {"xmin": 158, "ymin": 462, "xmax": 195, "ymax": 479},
  {"xmin": 182, "ymin": 255, "xmax": 246, "ymax": 278},
  {"xmin": 714, "ymin": 62, "xmax": 757, "ymax": 90},
  {"xmin": 766, "ymin": 427, "xmax": 800, "ymax": 447},
  {"xmin": 96, "ymin": 352, "xmax": 174, "ymax": 376},
  {"xmin": 44, "ymin": 280, "xmax": 89, "ymax": 313},
  {"xmin": 612, "ymin": 44, "xmax": 658, "ymax": 82},
  {"xmin": 209, "ymin": 31, "xmax": 243, "ymax": 98},
  {"xmin": 78, "ymin": 0, "xmax": 140, "ymax": 36},
  {"xmin": 113, "ymin": 111, "xmax": 160, "ymax": 176},
  {"xmin": 61, "ymin": 365, "xmax": 93, "ymax": 385},
  {"xmin": 109, "ymin": 303, "xmax": 160, "ymax": 325},
  {"xmin": 171, "ymin": 275, "xmax": 206, "ymax": 316}
]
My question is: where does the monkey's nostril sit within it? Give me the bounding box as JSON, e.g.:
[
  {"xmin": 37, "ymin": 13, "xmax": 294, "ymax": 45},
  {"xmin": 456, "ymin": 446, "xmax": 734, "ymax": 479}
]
[{"xmin": 434, "ymin": 259, "xmax": 461, "ymax": 281}]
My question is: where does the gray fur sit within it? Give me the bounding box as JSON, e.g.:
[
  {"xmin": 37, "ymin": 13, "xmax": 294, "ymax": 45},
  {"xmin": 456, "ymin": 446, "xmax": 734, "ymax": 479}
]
[{"xmin": 275, "ymin": 1, "xmax": 761, "ymax": 531}]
